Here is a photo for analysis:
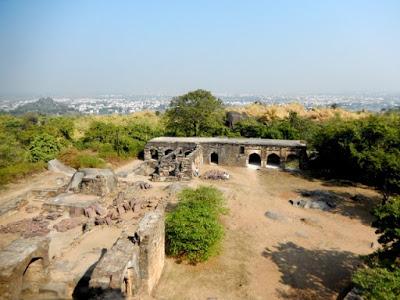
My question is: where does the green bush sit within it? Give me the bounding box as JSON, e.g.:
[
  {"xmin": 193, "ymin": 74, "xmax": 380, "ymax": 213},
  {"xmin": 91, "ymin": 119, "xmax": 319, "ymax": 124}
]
[
  {"xmin": 28, "ymin": 133, "xmax": 63, "ymax": 162},
  {"xmin": 352, "ymin": 267, "xmax": 400, "ymax": 300},
  {"xmin": 166, "ymin": 186, "xmax": 226, "ymax": 264}
]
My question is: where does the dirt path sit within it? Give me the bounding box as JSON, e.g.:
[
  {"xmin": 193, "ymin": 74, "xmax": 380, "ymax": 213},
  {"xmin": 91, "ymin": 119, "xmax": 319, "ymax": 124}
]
[{"xmin": 153, "ymin": 166, "xmax": 379, "ymax": 300}]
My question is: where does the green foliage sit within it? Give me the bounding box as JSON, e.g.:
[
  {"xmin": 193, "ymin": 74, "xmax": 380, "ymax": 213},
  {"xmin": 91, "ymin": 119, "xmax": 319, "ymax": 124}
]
[
  {"xmin": 81, "ymin": 119, "xmax": 161, "ymax": 158},
  {"xmin": 233, "ymin": 111, "xmax": 318, "ymax": 141},
  {"xmin": 166, "ymin": 186, "xmax": 226, "ymax": 264},
  {"xmin": 164, "ymin": 89, "xmax": 225, "ymax": 136},
  {"xmin": 352, "ymin": 267, "xmax": 400, "ymax": 300},
  {"xmin": 369, "ymin": 196, "xmax": 400, "ymax": 267},
  {"xmin": 352, "ymin": 197, "xmax": 400, "ymax": 299},
  {"xmin": 311, "ymin": 114, "xmax": 400, "ymax": 196},
  {"xmin": 28, "ymin": 133, "xmax": 62, "ymax": 162},
  {"xmin": 0, "ymin": 162, "xmax": 45, "ymax": 186}
]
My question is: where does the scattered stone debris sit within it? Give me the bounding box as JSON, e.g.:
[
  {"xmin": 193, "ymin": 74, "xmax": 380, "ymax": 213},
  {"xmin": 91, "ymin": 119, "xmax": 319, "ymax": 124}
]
[
  {"xmin": 202, "ymin": 169, "xmax": 230, "ymax": 180},
  {"xmin": 53, "ymin": 217, "xmax": 85, "ymax": 232},
  {"xmin": 135, "ymin": 180, "xmax": 152, "ymax": 190},
  {"xmin": 289, "ymin": 199, "xmax": 336, "ymax": 211},
  {"xmin": 290, "ymin": 190, "xmax": 338, "ymax": 211},
  {"xmin": 0, "ymin": 218, "xmax": 50, "ymax": 237}
]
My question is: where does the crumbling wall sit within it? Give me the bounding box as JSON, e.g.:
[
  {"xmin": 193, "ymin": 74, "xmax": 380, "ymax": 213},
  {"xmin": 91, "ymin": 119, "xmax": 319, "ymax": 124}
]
[
  {"xmin": 151, "ymin": 147, "xmax": 199, "ymax": 182},
  {"xmin": 66, "ymin": 168, "xmax": 118, "ymax": 196},
  {"xmin": 0, "ymin": 237, "xmax": 50, "ymax": 300},
  {"xmin": 89, "ymin": 206, "xmax": 165, "ymax": 298}
]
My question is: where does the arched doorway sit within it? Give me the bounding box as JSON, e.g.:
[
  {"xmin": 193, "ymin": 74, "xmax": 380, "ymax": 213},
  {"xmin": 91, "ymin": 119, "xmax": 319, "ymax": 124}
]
[
  {"xmin": 21, "ymin": 258, "xmax": 45, "ymax": 297},
  {"xmin": 285, "ymin": 154, "xmax": 299, "ymax": 170},
  {"xmin": 248, "ymin": 153, "xmax": 261, "ymax": 167},
  {"xmin": 150, "ymin": 149, "xmax": 158, "ymax": 160},
  {"xmin": 210, "ymin": 152, "xmax": 218, "ymax": 164},
  {"xmin": 267, "ymin": 153, "xmax": 280, "ymax": 168},
  {"xmin": 164, "ymin": 149, "xmax": 173, "ymax": 155}
]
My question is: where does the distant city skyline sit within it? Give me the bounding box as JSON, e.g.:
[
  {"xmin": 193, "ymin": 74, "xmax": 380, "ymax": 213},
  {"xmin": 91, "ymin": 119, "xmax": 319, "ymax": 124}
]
[{"xmin": 0, "ymin": 0, "xmax": 399, "ymax": 96}]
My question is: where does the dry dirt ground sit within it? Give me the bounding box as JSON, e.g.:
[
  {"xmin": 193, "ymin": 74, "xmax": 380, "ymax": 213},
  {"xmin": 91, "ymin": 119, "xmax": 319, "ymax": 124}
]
[
  {"xmin": 0, "ymin": 161, "xmax": 380, "ymax": 300},
  {"xmin": 153, "ymin": 164, "xmax": 380, "ymax": 300}
]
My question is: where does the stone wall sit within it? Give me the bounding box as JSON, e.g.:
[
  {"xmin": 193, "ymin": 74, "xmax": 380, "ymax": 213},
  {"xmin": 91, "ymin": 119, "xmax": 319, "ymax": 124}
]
[
  {"xmin": 145, "ymin": 137, "xmax": 307, "ymax": 175},
  {"xmin": 89, "ymin": 205, "xmax": 165, "ymax": 298}
]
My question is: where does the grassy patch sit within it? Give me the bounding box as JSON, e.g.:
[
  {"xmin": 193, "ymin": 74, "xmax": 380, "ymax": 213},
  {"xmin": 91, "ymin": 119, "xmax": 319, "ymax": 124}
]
[{"xmin": 0, "ymin": 161, "xmax": 46, "ymax": 187}]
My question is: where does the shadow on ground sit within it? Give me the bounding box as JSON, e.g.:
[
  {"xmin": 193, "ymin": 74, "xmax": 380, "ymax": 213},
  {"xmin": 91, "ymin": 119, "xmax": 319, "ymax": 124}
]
[
  {"xmin": 293, "ymin": 188, "xmax": 379, "ymax": 225},
  {"xmin": 262, "ymin": 242, "xmax": 360, "ymax": 299}
]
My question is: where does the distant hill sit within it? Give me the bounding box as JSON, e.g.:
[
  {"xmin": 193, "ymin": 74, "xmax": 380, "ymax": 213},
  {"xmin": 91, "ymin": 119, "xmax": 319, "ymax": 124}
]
[{"xmin": 10, "ymin": 97, "xmax": 78, "ymax": 115}]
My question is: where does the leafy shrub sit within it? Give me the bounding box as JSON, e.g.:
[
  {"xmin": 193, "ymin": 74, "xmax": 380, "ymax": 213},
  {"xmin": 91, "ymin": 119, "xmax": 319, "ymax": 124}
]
[
  {"xmin": 166, "ymin": 186, "xmax": 226, "ymax": 264},
  {"xmin": 352, "ymin": 267, "xmax": 400, "ymax": 300},
  {"xmin": 28, "ymin": 133, "xmax": 62, "ymax": 162}
]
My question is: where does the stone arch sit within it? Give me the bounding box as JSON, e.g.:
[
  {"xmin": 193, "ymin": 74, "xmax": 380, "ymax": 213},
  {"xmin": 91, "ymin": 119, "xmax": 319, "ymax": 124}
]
[
  {"xmin": 164, "ymin": 149, "xmax": 173, "ymax": 155},
  {"xmin": 210, "ymin": 152, "xmax": 219, "ymax": 164},
  {"xmin": 285, "ymin": 154, "xmax": 299, "ymax": 169},
  {"xmin": 267, "ymin": 153, "xmax": 281, "ymax": 167},
  {"xmin": 21, "ymin": 257, "xmax": 45, "ymax": 297},
  {"xmin": 150, "ymin": 149, "xmax": 158, "ymax": 160},
  {"xmin": 248, "ymin": 153, "xmax": 261, "ymax": 166}
]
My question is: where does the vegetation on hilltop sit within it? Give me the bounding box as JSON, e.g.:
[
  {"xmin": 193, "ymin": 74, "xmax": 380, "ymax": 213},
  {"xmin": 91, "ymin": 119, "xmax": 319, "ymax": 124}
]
[{"xmin": 10, "ymin": 97, "xmax": 78, "ymax": 115}]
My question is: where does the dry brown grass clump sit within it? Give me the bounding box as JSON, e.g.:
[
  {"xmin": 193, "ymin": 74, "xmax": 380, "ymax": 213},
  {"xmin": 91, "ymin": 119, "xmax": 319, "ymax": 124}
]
[{"xmin": 229, "ymin": 103, "xmax": 369, "ymax": 122}]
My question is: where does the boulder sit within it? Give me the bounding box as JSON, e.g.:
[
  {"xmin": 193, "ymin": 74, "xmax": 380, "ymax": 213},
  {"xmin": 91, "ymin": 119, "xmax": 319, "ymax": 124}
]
[
  {"xmin": 48, "ymin": 159, "xmax": 76, "ymax": 177},
  {"xmin": 66, "ymin": 171, "xmax": 84, "ymax": 193},
  {"xmin": 132, "ymin": 161, "xmax": 156, "ymax": 176},
  {"xmin": 265, "ymin": 211, "xmax": 287, "ymax": 222},
  {"xmin": 135, "ymin": 181, "xmax": 152, "ymax": 190}
]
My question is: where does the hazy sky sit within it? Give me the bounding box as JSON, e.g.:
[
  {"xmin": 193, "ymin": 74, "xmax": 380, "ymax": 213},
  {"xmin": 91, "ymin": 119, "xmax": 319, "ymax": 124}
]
[{"xmin": 0, "ymin": 0, "xmax": 399, "ymax": 96}]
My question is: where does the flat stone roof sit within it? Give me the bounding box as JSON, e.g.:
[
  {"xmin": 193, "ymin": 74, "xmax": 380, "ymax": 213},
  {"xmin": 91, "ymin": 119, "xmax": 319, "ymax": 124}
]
[{"xmin": 148, "ymin": 137, "xmax": 306, "ymax": 147}]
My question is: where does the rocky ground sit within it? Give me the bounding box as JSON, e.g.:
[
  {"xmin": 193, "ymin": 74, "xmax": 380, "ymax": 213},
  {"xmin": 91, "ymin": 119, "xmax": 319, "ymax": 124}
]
[{"xmin": 0, "ymin": 160, "xmax": 380, "ymax": 299}]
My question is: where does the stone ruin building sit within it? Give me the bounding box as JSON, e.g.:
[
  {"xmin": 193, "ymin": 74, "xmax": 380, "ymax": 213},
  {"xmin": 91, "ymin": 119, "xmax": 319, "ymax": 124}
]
[
  {"xmin": 144, "ymin": 137, "xmax": 307, "ymax": 181},
  {"xmin": 0, "ymin": 164, "xmax": 165, "ymax": 300}
]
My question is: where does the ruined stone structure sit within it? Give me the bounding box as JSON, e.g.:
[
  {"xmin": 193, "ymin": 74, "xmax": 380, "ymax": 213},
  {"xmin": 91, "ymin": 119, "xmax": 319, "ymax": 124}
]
[
  {"xmin": 0, "ymin": 237, "xmax": 50, "ymax": 300},
  {"xmin": 144, "ymin": 137, "xmax": 307, "ymax": 181},
  {"xmin": 0, "ymin": 164, "xmax": 166, "ymax": 300},
  {"xmin": 89, "ymin": 206, "xmax": 165, "ymax": 298}
]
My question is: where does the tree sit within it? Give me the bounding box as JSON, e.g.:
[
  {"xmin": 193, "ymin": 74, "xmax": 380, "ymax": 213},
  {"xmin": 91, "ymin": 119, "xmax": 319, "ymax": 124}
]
[{"xmin": 164, "ymin": 89, "xmax": 225, "ymax": 136}]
